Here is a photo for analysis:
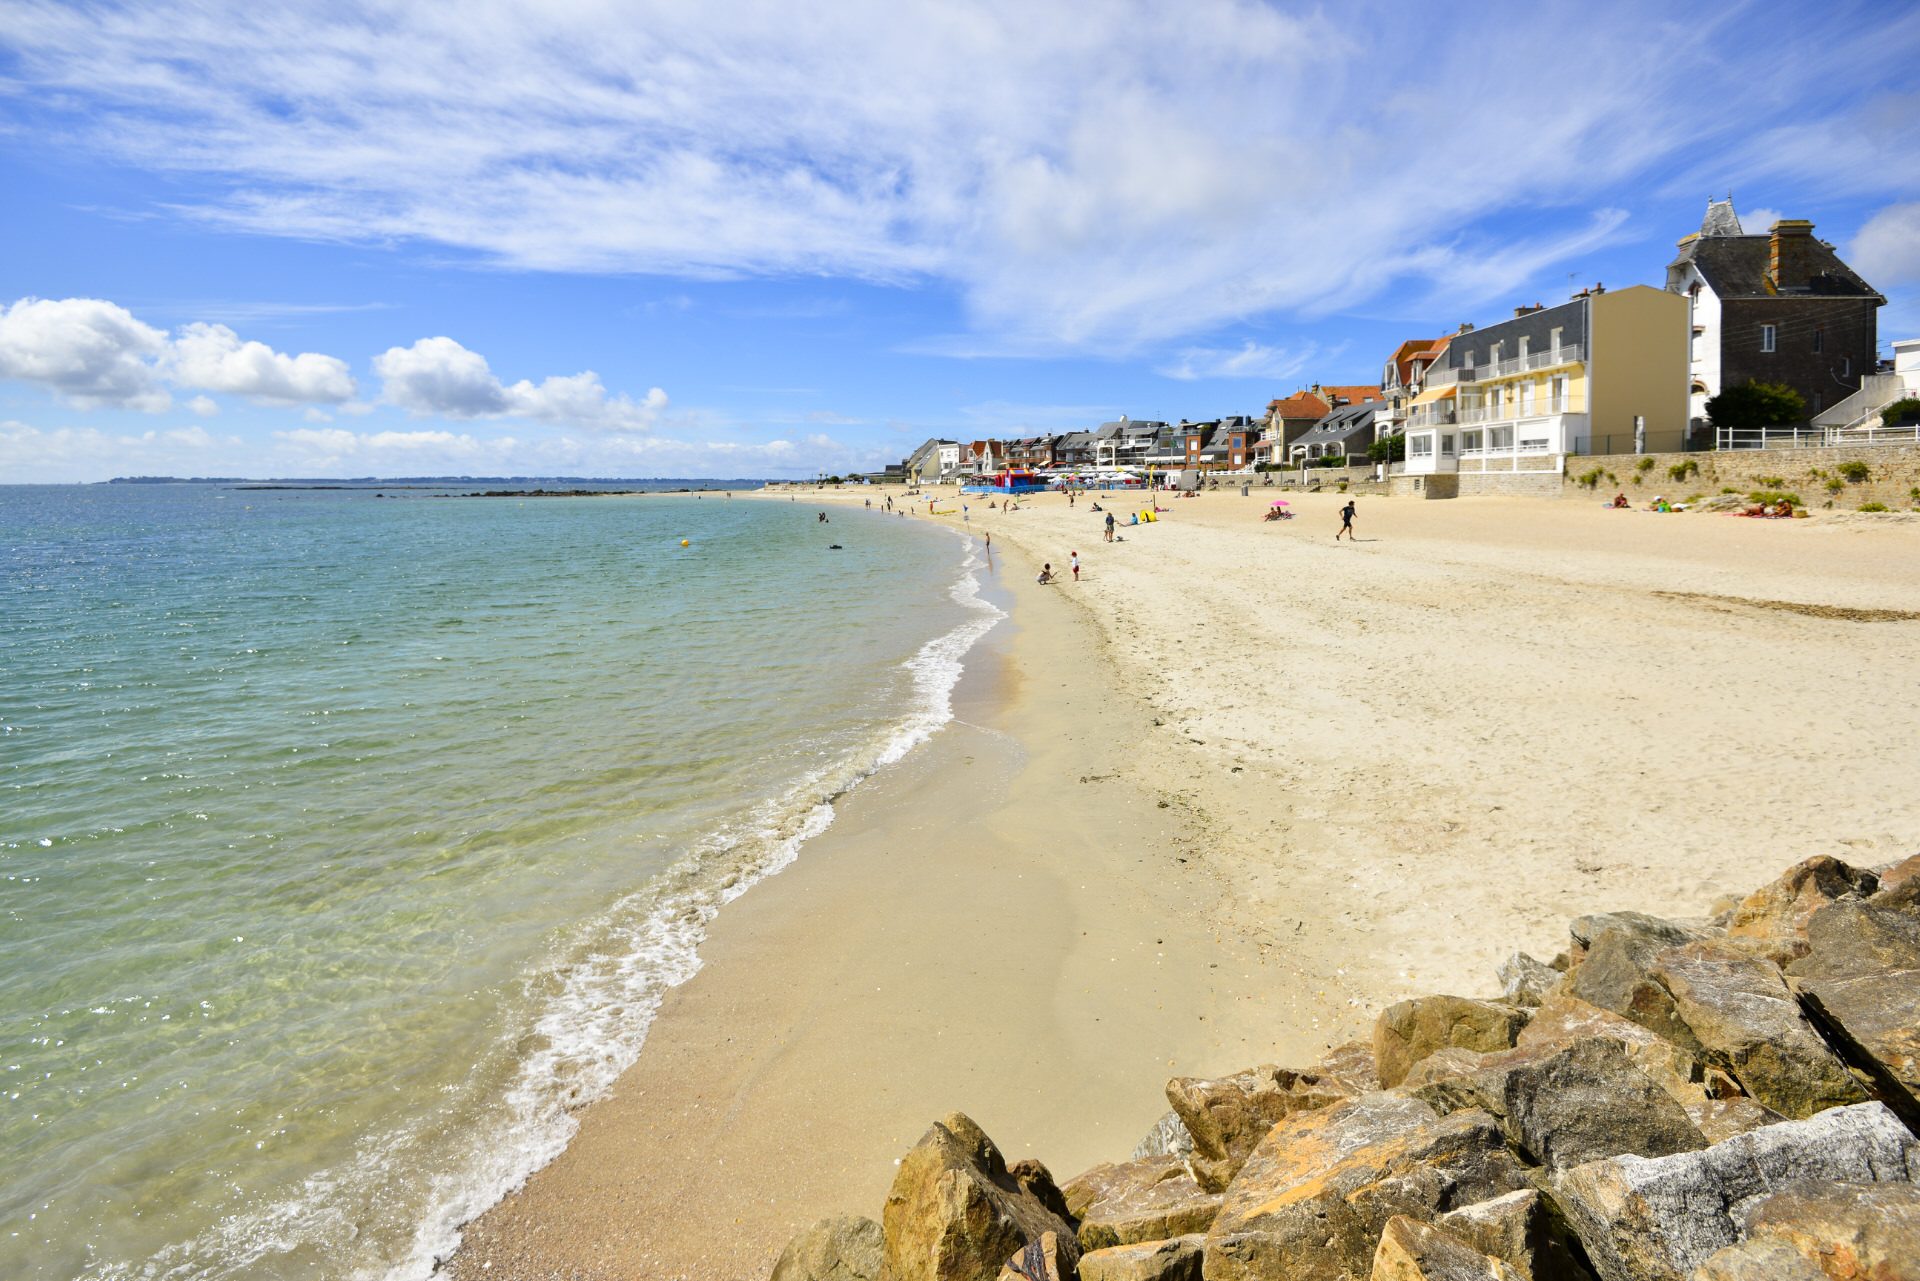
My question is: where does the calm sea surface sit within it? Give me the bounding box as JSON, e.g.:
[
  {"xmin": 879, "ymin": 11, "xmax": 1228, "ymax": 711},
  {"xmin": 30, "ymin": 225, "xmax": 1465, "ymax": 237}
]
[{"xmin": 0, "ymin": 483, "xmax": 996, "ymax": 1280}]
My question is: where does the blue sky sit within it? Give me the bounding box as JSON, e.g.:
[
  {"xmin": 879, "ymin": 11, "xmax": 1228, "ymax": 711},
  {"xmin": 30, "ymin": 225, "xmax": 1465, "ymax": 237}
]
[{"xmin": 3, "ymin": 0, "xmax": 1918, "ymax": 482}]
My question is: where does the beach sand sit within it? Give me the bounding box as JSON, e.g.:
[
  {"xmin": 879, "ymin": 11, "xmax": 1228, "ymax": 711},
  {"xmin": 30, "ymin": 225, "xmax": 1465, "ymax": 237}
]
[{"xmin": 449, "ymin": 485, "xmax": 1920, "ymax": 1280}]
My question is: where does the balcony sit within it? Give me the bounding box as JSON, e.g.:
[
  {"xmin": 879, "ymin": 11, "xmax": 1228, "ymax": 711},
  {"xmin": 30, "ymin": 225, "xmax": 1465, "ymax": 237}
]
[
  {"xmin": 1425, "ymin": 364, "xmax": 1479, "ymax": 388},
  {"xmin": 1479, "ymin": 344, "xmax": 1583, "ymax": 381},
  {"xmin": 1455, "ymin": 396, "xmax": 1584, "ymax": 426},
  {"xmin": 1406, "ymin": 405, "xmax": 1457, "ymax": 428}
]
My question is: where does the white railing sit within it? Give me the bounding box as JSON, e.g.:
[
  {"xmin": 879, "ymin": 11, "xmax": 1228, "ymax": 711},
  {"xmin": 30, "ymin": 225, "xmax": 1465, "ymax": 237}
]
[
  {"xmin": 1716, "ymin": 425, "xmax": 1826, "ymax": 450},
  {"xmin": 1480, "ymin": 345, "xmax": 1583, "ymax": 380},
  {"xmin": 1426, "ymin": 365, "xmax": 1478, "ymax": 387},
  {"xmin": 1826, "ymin": 422, "xmax": 1920, "ymax": 445},
  {"xmin": 1407, "ymin": 406, "xmax": 1457, "ymax": 427},
  {"xmin": 1456, "ymin": 397, "xmax": 1583, "ymax": 425}
]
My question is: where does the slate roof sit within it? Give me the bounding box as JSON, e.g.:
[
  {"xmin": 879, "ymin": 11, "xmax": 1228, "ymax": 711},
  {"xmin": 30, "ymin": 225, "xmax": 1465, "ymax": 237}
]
[
  {"xmin": 1668, "ymin": 234, "xmax": 1882, "ymax": 300},
  {"xmin": 1292, "ymin": 401, "xmax": 1378, "ymax": 447}
]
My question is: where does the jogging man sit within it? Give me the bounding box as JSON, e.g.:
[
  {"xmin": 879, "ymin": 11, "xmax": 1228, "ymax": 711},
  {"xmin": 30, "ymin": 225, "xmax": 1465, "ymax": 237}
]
[{"xmin": 1336, "ymin": 499, "xmax": 1356, "ymax": 541}]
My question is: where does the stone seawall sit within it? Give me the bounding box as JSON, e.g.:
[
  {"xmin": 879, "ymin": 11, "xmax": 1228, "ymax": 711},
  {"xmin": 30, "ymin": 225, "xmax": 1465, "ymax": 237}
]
[
  {"xmin": 1563, "ymin": 443, "xmax": 1920, "ymax": 510},
  {"xmin": 773, "ymin": 852, "xmax": 1920, "ymax": 1281}
]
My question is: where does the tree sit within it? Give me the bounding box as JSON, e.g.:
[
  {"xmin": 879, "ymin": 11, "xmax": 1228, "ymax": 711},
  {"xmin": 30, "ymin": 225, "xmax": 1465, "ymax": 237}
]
[
  {"xmin": 1706, "ymin": 380, "xmax": 1806, "ymax": 429},
  {"xmin": 1367, "ymin": 432, "xmax": 1406, "ymax": 463},
  {"xmin": 1881, "ymin": 397, "xmax": 1920, "ymax": 427}
]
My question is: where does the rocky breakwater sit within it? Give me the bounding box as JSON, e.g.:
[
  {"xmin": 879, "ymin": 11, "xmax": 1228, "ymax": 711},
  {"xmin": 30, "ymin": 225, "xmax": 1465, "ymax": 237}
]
[{"xmin": 771, "ymin": 854, "xmax": 1920, "ymax": 1281}]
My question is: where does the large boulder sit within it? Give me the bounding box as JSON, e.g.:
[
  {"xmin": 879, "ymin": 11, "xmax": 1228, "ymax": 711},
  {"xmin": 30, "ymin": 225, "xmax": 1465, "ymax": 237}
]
[
  {"xmin": 1374, "ymin": 997, "xmax": 1532, "ymax": 1089},
  {"xmin": 1565, "ymin": 926, "xmax": 1702, "ymax": 1052},
  {"xmin": 1059, "ymin": 1157, "xmax": 1221, "ymax": 1250},
  {"xmin": 1551, "ymin": 1101, "xmax": 1920, "ymax": 1281},
  {"xmin": 1792, "ymin": 967, "xmax": 1920, "ymax": 1129},
  {"xmin": 1724, "ymin": 855, "xmax": 1878, "ymax": 964},
  {"xmin": 772, "ymin": 1216, "xmax": 886, "ymax": 1281},
  {"xmin": 1074, "ymin": 1235, "xmax": 1203, "ymax": 1281},
  {"xmin": 1693, "ymin": 1180, "xmax": 1920, "ymax": 1281},
  {"xmin": 882, "ymin": 1114, "xmax": 1080, "ymax": 1281},
  {"xmin": 1566, "ymin": 911, "xmax": 1707, "ymax": 963},
  {"xmin": 1650, "ymin": 940, "xmax": 1866, "ymax": 1118},
  {"xmin": 1436, "ymin": 1190, "xmax": 1595, "ymax": 1281},
  {"xmin": 1786, "ymin": 897, "xmax": 1920, "ymax": 980},
  {"xmin": 1164, "ymin": 1063, "xmax": 1352, "ymax": 1190},
  {"xmin": 1314, "ymin": 1039, "xmax": 1383, "ymax": 1093},
  {"xmin": 1406, "ymin": 1037, "xmax": 1705, "ymax": 1168},
  {"xmin": 1512, "ymin": 993, "xmax": 1714, "ymax": 1106},
  {"xmin": 1202, "ymin": 1094, "xmax": 1528, "ymax": 1281},
  {"xmin": 1370, "ymin": 1215, "xmax": 1523, "ymax": 1281}
]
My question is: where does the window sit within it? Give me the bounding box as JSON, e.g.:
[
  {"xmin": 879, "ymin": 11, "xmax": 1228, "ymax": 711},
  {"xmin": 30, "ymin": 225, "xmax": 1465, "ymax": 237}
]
[
  {"xmin": 1441, "ymin": 434, "xmax": 1456, "ymax": 456},
  {"xmin": 1842, "ymin": 356, "xmax": 1851, "ymax": 377},
  {"xmin": 1550, "ymin": 376, "xmax": 1566, "ymax": 409},
  {"xmin": 1408, "ymin": 434, "xmax": 1434, "ymax": 457},
  {"xmin": 1462, "ymin": 429, "xmax": 1484, "ymax": 452},
  {"xmin": 1761, "ymin": 324, "xmax": 1776, "ymax": 353},
  {"xmin": 1518, "ymin": 336, "xmax": 1530, "ymax": 359},
  {"xmin": 1490, "ymin": 425, "xmax": 1513, "ymax": 449},
  {"xmin": 1813, "ymin": 327, "xmax": 1824, "ymax": 353},
  {"xmin": 1813, "ymin": 392, "xmax": 1824, "ymax": 412},
  {"xmin": 1549, "ymin": 327, "xmax": 1563, "ymax": 358}
]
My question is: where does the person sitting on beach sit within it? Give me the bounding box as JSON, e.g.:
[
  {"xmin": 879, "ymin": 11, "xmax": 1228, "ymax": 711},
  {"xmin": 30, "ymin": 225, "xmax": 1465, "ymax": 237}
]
[
  {"xmin": 1610, "ymin": 493, "xmax": 1629, "ymax": 509},
  {"xmin": 1036, "ymin": 563, "xmax": 1054, "ymax": 584},
  {"xmin": 1263, "ymin": 507, "xmax": 1281, "ymax": 521},
  {"xmin": 1774, "ymin": 499, "xmax": 1795, "ymax": 518},
  {"xmin": 1089, "ymin": 502, "xmax": 1102, "ymax": 512}
]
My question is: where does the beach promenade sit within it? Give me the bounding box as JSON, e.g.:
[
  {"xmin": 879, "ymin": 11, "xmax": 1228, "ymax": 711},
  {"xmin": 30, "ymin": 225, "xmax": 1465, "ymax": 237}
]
[{"xmin": 449, "ymin": 487, "xmax": 1920, "ymax": 1280}]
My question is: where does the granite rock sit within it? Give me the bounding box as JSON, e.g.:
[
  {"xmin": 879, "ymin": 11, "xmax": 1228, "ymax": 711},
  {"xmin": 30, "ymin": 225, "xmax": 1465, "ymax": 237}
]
[
  {"xmin": 1073, "ymin": 1235, "xmax": 1203, "ymax": 1281},
  {"xmin": 1696, "ymin": 1179, "xmax": 1920, "ymax": 1281},
  {"xmin": 1725, "ymin": 855, "xmax": 1878, "ymax": 965},
  {"xmin": 1374, "ymin": 996, "xmax": 1532, "ymax": 1089},
  {"xmin": 1497, "ymin": 953, "xmax": 1563, "ymax": 1007},
  {"xmin": 882, "ymin": 1114, "xmax": 1079, "ymax": 1281},
  {"xmin": 994, "ymin": 1231, "xmax": 1073, "ymax": 1281},
  {"xmin": 1059, "ymin": 1157, "xmax": 1220, "ymax": 1251},
  {"xmin": 1436, "ymin": 1189, "xmax": 1595, "ymax": 1281},
  {"xmin": 772, "ymin": 1216, "xmax": 885, "ymax": 1281},
  {"xmin": 1371, "ymin": 1215, "xmax": 1523, "ymax": 1281},
  {"xmin": 1164, "ymin": 1063, "xmax": 1352, "ymax": 1191}
]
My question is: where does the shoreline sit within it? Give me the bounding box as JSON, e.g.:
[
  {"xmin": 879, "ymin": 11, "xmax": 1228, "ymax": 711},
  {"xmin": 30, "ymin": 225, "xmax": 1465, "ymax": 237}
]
[{"xmin": 445, "ymin": 482, "xmax": 1920, "ymax": 1280}]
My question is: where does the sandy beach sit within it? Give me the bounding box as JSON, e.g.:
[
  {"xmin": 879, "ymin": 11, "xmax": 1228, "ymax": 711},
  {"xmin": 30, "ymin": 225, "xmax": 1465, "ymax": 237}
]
[{"xmin": 449, "ymin": 485, "xmax": 1920, "ymax": 1280}]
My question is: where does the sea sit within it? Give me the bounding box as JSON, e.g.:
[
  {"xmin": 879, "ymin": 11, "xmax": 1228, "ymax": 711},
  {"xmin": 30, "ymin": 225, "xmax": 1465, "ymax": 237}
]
[{"xmin": 0, "ymin": 482, "xmax": 999, "ymax": 1281}]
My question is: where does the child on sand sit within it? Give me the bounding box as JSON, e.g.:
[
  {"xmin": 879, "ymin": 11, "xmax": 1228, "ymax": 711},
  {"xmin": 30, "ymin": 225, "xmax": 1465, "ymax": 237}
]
[{"xmin": 1070, "ymin": 552, "xmax": 1080, "ymax": 581}]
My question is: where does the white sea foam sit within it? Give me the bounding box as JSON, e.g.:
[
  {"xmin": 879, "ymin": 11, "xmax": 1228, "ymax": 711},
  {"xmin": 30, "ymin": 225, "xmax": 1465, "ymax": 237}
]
[{"xmin": 125, "ymin": 531, "xmax": 1004, "ymax": 1281}]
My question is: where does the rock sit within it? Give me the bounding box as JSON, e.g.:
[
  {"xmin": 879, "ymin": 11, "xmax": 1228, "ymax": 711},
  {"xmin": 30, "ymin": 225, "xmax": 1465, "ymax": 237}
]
[
  {"xmin": 1074, "ymin": 1235, "xmax": 1203, "ymax": 1281},
  {"xmin": 1651, "ymin": 940, "xmax": 1866, "ymax": 1119},
  {"xmin": 1786, "ymin": 898, "xmax": 1920, "ymax": 980},
  {"xmin": 1551, "ymin": 1101, "xmax": 1920, "ymax": 1281},
  {"xmin": 1059, "ymin": 1157, "xmax": 1221, "ymax": 1251},
  {"xmin": 1874, "ymin": 852, "xmax": 1920, "ymax": 901},
  {"xmin": 1374, "ymin": 996, "xmax": 1533, "ymax": 1089},
  {"xmin": 1565, "ymin": 928, "xmax": 1702, "ymax": 1052},
  {"xmin": 1164, "ymin": 1063, "xmax": 1353, "ymax": 1190},
  {"xmin": 1689, "ymin": 1236, "xmax": 1828, "ymax": 1280},
  {"xmin": 1566, "ymin": 911, "xmax": 1706, "ymax": 962},
  {"xmin": 772, "ymin": 1216, "xmax": 886, "ymax": 1281},
  {"xmin": 1696, "ymin": 1180, "xmax": 1920, "ymax": 1281},
  {"xmin": 1371, "ymin": 1215, "xmax": 1524, "ymax": 1280},
  {"xmin": 1407, "ymin": 1037, "xmax": 1703, "ymax": 1169},
  {"xmin": 1316, "ymin": 1038, "xmax": 1383, "ymax": 1092},
  {"xmin": 1202, "ymin": 1094, "xmax": 1528, "ymax": 1281},
  {"xmin": 1129, "ymin": 1111, "xmax": 1195, "ymax": 1161},
  {"xmin": 1009, "ymin": 1160, "xmax": 1074, "ymax": 1227},
  {"xmin": 1436, "ymin": 1189, "xmax": 1595, "ymax": 1281},
  {"xmin": 882, "ymin": 1113, "xmax": 1080, "ymax": 1281},
  {"xmin": 1681, "ymin": 1097, "xmax": 1784, "ymax": 1144},
  {"xmin": 1725, "ymin": 855, "xmax": 1878, "ymax": 964},
  {"xmin": 1792, "ymin": 967, "xmax": 1920, "ymax": 1130},
  {"xmin": 1497, "ymin": 953, "xmax": 1563, "ymax": 1007},
  {"xmin": 1513, "ymin": 993, "xmax": 1712, "ymax": 1106},
  {"xmin": 994, "ymin": 1231, "xmax": 1073, "ymax": 1281}
]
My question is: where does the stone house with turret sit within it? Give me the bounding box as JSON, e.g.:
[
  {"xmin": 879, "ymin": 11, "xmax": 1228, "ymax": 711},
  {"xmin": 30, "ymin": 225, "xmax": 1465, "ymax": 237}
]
[{"xmin": 1667, "ymin": 200, "xmax": 1884, "ymax": 430}]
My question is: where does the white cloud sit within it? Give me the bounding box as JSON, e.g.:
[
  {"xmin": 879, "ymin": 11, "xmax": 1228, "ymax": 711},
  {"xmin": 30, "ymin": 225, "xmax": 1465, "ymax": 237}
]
[
  {"xmin": 167, "ymin": 321, "xmax": 356, "ymax": 403},
  {"xmin": 9, "ymin": 2, "xmax": 1914, "ymax": 351},
  {"xmin": 1740, "ymin": 208, "xmax": 1785, "ymax": 235},
  {"xmin": 0, "ymin": 297, "xmax": 171, "ymax": 411},
  {"xmin": 1158, "ymin": 341, "xmax": 1316, "ymax": 382},
  {"xmin": 303, "ymin": 406, "xmax": 333, "ymax": 423},
  {"xmin": 0, "ymin": 296, "xmax": 359, "ymax": 412},
  {"xmin": 374, "ymin": 336, "xmax": 667, "ymax": 432},
  {"xmin": 0, "ymin": 417, "xmax": 224, "ymax": 481},
  {"xmin": 1851, "ymin": 202, "xmax": 1920, "ymax": 287}
]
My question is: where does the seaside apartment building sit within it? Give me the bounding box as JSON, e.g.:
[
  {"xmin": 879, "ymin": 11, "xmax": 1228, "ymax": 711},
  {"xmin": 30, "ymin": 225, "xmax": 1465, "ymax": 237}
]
[
  {"xmin": 1666, "ymin": 200, "xmax": 1883, "ymax": 430},
  {"xmin": 1398, "ymin": 284, "xmax": 1686, "ymax": 491}
]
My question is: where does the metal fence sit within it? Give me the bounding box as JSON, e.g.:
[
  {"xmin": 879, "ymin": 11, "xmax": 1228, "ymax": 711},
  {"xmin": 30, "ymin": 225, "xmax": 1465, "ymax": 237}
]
[{"xmin": 1569, "ymin": 431, "xmax": 1695, "ymax": 456}]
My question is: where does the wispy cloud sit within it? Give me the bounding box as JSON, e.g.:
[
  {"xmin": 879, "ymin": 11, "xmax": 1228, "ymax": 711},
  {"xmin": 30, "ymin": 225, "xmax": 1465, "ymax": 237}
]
[
  {"xmin": 8, "ymin": 1, "xmax": 1914, "ymax": 353},
  {"xmin": 1158, "ymin": 340, "xmax": 1320, "ymax": 382}
]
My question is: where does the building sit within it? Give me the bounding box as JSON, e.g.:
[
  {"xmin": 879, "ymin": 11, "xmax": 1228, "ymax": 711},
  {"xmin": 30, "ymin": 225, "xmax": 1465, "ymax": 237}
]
[
  {"xmin": 904, "ymin": 438, "xmax": 962, "ymax": 482},
  {"xmin": 1261, "ymin": 385, "xmax": 1381, "ymax": 464},
  {"xmin": 1290, "ymin": 400, "xmax": 1379, "ymax": 465},
  {"xmin": 1376, "ymin": 337, "xmax": 1451, "ymax": 441},
  {"xmin": 1401, "ymin": 283, "xmax": 1687, "ymax": 479},
  {"xmin": 1667, "ymin": 200, "xmax": 1884, "ymax": 428},
  {"xmin": 1093, "ymin": 419, "xmax": 1164, "ymax": 469},
  {"xmin": 1005, "ymin": 435, "xmax": 1058, "ymax": 469},
  {"xmin": 962, "ymin": 440, "xmax": 1007, "ymax": 475},
  {"xmin": 1053, "ymin": 430, "xmax": 1099, "ymax": 467},
  {"xmin": 1815, "ymin": 337, "xmax": 1920, "ymax": 435}
]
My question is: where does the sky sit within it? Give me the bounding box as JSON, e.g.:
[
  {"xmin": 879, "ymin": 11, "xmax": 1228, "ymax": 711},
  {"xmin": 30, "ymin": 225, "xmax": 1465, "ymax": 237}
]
[{"xmin": 2, "ymin": 0, "xmax": 1918, "ymax": 482}]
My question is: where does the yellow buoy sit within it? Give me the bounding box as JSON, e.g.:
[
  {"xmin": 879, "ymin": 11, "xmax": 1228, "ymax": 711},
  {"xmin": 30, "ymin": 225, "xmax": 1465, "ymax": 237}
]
[{"xmin": 680, "ymin": 539, "xmax": 690, "ymax": 547}]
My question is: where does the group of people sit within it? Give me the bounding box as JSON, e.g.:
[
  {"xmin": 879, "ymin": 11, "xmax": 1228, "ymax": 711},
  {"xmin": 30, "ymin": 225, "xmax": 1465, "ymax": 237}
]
[{"xmin": 1035, "ymin": 551, "xmax": 1081, "ymax": 585}]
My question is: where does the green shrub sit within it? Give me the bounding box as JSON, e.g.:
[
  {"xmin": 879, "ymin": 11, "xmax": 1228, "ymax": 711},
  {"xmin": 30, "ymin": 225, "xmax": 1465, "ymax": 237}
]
[
  {"xmin": 1881, "ymin": 397, "xmax": 1920, "ymax": 427},
  {"xmin": 1313, "ymin": 454, "xmax": 1348, "ymax": 469},
  {"xmin": 1575, "ymin": 467, "xmax": 1605, "ymax": 489},
  {"xmin": 1367, "ymin": 433, "xmax": 1406, "ymax": 464},
  {"xmin": 1667, "ymin": 459, "xmax": 1700, "ymax": 481},
  {"xmin": 1826, "ymin": 478, "xmax": 1846, "ymax": 494},
  {"xmin": 1707, "ymin": 380, "xmax": 1807, "ymax": 429},
  {"xmin": 1748, "ymin": 490, "xmax": 1803, "ymax": 507},
  {"xmin": 1859, "ymin": 502, "xmax": 1890, "ymax": 512},
  {"xmin": 1720, "ymin": 487, "xmax": 1738, "ymax": 494},
  {"xmin": 1837, "ymin": 460, "xmax": 1872, "ymax": 483},
  {"xmin": 1636, "ymin": 456, "xmax": 1656, "ymax": 472},
  {"xmin": 1756, "ymin": 475, "xmax": 1785, "ymax": 487}
]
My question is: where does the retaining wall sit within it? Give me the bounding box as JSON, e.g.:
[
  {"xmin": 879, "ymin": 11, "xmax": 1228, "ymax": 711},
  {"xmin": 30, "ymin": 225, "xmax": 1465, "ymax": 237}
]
[{"xmin": 1564, "ymin": 442, "xmax": 1920, "ymax": 509}]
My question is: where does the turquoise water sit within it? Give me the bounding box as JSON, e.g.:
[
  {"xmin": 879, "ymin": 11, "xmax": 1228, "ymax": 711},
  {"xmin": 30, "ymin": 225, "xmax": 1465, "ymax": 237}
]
[{"xmin": 0, "ymin": 484, "xmax": 996, "ymax": 1280}]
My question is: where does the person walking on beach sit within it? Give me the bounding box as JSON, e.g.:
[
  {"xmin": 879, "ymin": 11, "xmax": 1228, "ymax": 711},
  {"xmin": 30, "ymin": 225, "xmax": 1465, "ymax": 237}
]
[
  {"xmin": 1336, "ymin": 499, "xmax": 1356, "ymax": 541},
  {"xmin": 1104, "ymin": 511, "xmax": 1115, "ymax": 543},
  {"xmin": 1070, "ymin": 551, "xmax": 1080, "ymax": 581}
]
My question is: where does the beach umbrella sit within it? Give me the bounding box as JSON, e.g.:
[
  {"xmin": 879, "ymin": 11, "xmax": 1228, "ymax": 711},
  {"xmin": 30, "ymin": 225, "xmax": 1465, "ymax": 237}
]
[{"xmin": 1271, "ymin": 499, "xmax": 1289, "ymax": 506}]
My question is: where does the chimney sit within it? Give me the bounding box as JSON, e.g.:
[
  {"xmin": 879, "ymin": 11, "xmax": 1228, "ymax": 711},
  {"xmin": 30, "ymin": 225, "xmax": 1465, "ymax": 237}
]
[
  {"xmin": 1455, "ymin": 322, "xmax": 1476, "ymax": 335},
  {"xmin": 1769, "ymin": 219, "xmax": 1816, "ymax": 289}
]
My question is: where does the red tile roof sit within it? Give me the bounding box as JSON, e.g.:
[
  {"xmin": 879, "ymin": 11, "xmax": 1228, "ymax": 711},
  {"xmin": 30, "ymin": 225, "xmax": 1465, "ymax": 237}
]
[
  {"xmin": 1267, "ymin": 391, "xmax": 1331, "ymax": 420},
  {"xmin": 1320, "ymin": 384, "xmax": 1383, "ymax": 405}
]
